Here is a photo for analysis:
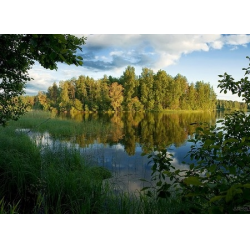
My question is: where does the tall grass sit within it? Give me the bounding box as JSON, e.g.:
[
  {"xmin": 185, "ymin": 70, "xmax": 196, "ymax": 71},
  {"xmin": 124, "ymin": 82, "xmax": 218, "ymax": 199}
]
[
  {"xmin": 39, "ymin": 145, "xmax": 111, "ymax": 213},
  {"xmin": 0, "ymin": 125, "xmax": 112, "ymax": 213},
  {"xmin": 0, "ymin": 126, "xmax": 41, "ymax": 213},
  {"xmin": 11, "ymin": 110, "xmax": 113, "ymax": 139}
]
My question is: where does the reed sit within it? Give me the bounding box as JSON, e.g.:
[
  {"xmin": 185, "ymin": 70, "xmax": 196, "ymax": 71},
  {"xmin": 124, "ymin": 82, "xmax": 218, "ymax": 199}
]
[{"xmin": 11, "ymin": 110, "xmax": 113, "ymax": 139}]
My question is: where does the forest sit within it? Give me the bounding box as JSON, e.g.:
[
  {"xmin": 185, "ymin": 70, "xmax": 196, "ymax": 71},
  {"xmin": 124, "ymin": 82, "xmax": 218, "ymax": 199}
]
[{"xmin": 21, "ymin": 66, "xmax": 248, "ymax": 113}]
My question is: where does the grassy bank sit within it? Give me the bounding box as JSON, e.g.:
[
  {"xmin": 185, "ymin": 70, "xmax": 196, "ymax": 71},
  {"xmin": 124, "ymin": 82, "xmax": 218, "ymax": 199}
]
[{"xmin": 11, "ymin": 110, "xmax": 113, "ymax": 139}]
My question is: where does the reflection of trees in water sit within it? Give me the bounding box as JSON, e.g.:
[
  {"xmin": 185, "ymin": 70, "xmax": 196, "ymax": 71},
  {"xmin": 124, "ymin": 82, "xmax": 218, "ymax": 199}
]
[
  {"xmin": 138, "ymin": 113, "xmax": 186, "ymax": 153},
  {"xmin": 109, "ymin": 113, "xmax": 124, "ymax": 142},
  {"xmin": 66, "ymin": 111, "xmax": 218, "ymax": 155},
  {"xmin": 122, "ymin": 112, "xmax": 141, "ymax": 155},
  {"xmin": 127, "ymin": 112, "xmax": 217, "ymax": 154}
]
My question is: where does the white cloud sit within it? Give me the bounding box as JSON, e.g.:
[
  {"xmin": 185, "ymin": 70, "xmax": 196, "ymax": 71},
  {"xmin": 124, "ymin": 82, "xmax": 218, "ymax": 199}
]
[
  {"xmin": 153, "ymin": 53, "xmax": 181, "ymax": 70},
  {"xmin": 84, "ymin": 34, "xmax": 243, "ymax": 71},
  {"xmin": 87, "ymin": 34, "xmax": 222, "ymax": 54},
  {"xmin": 230, "ymin": 46, "xmax": 238, "ymax": 51},
  {"xmin": 85, "ymin": 34, "xmax": 142, "ymax": 49},
  {"xmin": 224, "ymin": 34, "xmax": 250, "ymax": 46},
  {"xmin": 210, "ymin": 40, "xmax": 224, "ymax": 49},
  {"xmin": 110, "ymin": 51, "xmax": 124, "ymax": 56},
  {"xmin": 28, "ymin": 69, "xmax": 56, "ymax": 90}
]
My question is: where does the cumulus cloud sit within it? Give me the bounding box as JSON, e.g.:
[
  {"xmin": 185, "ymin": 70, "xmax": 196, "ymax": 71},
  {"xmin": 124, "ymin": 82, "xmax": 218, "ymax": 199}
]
[
  {"xmin": 27, "ymin": 67, "xmax": 57, "ymax": 93},
  {"xmin": 223, "ymin": 34, "xmax": 250, "ymax": 46},
  {"xmin": 78, "ymin": 34, "xmax": 250, "ymax": 73}
]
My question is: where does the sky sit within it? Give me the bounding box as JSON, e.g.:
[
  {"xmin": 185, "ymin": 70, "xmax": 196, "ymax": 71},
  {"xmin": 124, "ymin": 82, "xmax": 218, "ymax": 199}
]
[{"xmin": 25, "ymin": 34, "xmax": 250, "ymax": 102}]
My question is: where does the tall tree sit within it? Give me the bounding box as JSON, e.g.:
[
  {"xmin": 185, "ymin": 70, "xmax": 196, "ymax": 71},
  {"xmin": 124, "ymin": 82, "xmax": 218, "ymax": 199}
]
[
  {"xmin": 75, "ymin": 75, "xmax": 88, "ymax": 104},
  {"xmin": 47, "ymin": 82, "xmax": 59, "ymax": 104},
  {"xmin": 153, "ymin": 70, "xmax": 171, "ymax": 110},
  {"xmin": 187, "ymin": 83, "xmax": 197, "ymax": 110},
  {"xmin": 168, "ymin": 74, "xmax": 188, "ymax": 109},
  {"xmin": 0, "ymin": 34, "xmax": 86, "ymax": 126},
  {"xmin": 109, "ymin": 82, "xmax": 124, "ymax": 112},
  {"xmin": 122, "ymin": 66, "xmax": 137, "ymax": 110},
  {"xmin": 139, "ymin": 68, "xmax": 155, "ymax": 110}
]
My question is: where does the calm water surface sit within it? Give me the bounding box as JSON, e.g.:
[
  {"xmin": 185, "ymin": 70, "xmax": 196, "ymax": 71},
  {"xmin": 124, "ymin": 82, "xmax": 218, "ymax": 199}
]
[{"xmin": 29, "ymin": 111, "xmax": 227, "ymax": 192}]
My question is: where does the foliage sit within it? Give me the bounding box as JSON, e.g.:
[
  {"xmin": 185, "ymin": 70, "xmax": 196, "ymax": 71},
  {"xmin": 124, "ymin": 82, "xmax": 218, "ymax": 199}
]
[
  {"xmin": 143, "ymin": 56, "xmax": 250, "ymax": 213},
  {"xmin": 218, "ymin": 56, "xmax": 250, "ymax": 103},
  {"xmin": 31, "ymin": 68, "xmax": 218, "ymax": 113},
  {"xmin": 0, "ymin": 34, "xmax": 86, "ymax": 126}
]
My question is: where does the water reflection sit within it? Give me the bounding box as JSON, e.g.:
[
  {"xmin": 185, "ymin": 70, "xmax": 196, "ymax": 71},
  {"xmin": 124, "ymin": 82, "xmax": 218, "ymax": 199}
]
[
  {"xmin": 31, "ymin": 111, "xmax": 225, "ymax": 192},
  {"xmin": 63, "ymin": 111, "xmax": 218, "ymax": 154}
]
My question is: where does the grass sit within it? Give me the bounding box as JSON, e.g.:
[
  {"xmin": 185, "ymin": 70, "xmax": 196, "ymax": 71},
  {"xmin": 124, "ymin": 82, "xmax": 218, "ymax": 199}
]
[
  {"xmin": 0, "ymin": 124, "xmax": 112, "ymax": 213},
  {"xmin": 0, "ymin": 110, "xmax": 192, "ymax": 214},
  {"xmin": 11, "ymin": 110, "xmax": 113, "ymax": 139}
]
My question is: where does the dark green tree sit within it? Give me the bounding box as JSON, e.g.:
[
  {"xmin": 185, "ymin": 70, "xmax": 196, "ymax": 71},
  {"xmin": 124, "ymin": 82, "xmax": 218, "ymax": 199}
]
[{"xmin": 0, "ymin": 34, "xmax": 86, "ymax": 126}]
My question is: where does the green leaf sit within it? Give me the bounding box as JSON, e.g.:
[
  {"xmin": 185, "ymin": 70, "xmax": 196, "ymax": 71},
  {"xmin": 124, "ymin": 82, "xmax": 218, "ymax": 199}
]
[
  {"xmin": 243, "ymin": 184, "xmax": 250, "ymax": 188},
  {"xmin": 204, "ymin": 139, "xmax": 214, "ymax": 147},
  {"xmin": 223, "ymin": 138, "xmax": 238, "ymax": 145},
  {"xmin": 189, "ymin": 163, "xmax": 195, "ymax": 170},
  {"xmin": 226, "ymin": 186, "xmax": 243, "ymax": 203},
  {"xmin": 59, "ymin": 54, "xmax": 66, "ymax": 61},
  {"xmin": 229, "ymin": 166, "xmax": 236, "ymax": 175},
  {"xmin": 209, "ymin": 195, "xmax": 224, "ymax": 203},
  {"xmin": 61, "ymin": 49, "xmax": 68, "ymax": 54},
  {"xmin": 183, "ymin": 176, "xmax": 202, "ymax": 186},
  {"xmin": 207, "ymin": 183, "xmax": 217, "ymax": 189},
  {"xmin": 156, "ymin": 181, "xmax": 162, "ymax": 186}
]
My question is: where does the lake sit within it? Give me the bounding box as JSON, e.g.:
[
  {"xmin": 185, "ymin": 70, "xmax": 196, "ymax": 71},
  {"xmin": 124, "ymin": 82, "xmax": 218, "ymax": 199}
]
[{"xmin": 26, "ymin": 111, "xmax": 227, "ymax": 193}]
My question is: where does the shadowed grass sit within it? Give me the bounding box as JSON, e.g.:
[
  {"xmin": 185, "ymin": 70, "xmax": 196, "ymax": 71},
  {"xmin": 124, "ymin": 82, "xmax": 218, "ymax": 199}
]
[
  {"xmin": 99, "ymin": 183, "xmax": 189, "ymax": 214},
  {"xmin": 0, "ymin": 198, "xmax": 20, "ymax": 214},
  {"xmin": 0, "ymin": 127, "xmax": 42, "ymax": 212}
]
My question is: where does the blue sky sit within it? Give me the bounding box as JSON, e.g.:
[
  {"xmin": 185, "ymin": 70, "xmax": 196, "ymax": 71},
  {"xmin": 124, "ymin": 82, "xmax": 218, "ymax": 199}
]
[{"xmin": 26, "ymin": 34, "xmax": 250, "ymax": 101}]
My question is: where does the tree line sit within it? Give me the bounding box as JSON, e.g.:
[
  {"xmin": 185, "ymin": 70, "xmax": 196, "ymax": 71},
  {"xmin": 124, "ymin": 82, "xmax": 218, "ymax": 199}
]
[{"xmin": 21, "ymin": 66, "xmax": 247, "ymax": 113}]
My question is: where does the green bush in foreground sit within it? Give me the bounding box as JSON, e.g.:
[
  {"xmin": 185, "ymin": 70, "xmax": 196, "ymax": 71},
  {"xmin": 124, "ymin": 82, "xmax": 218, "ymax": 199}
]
[{"xmin": 143, "ymin": 56, "xmax": 250, "ymax": 213}]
